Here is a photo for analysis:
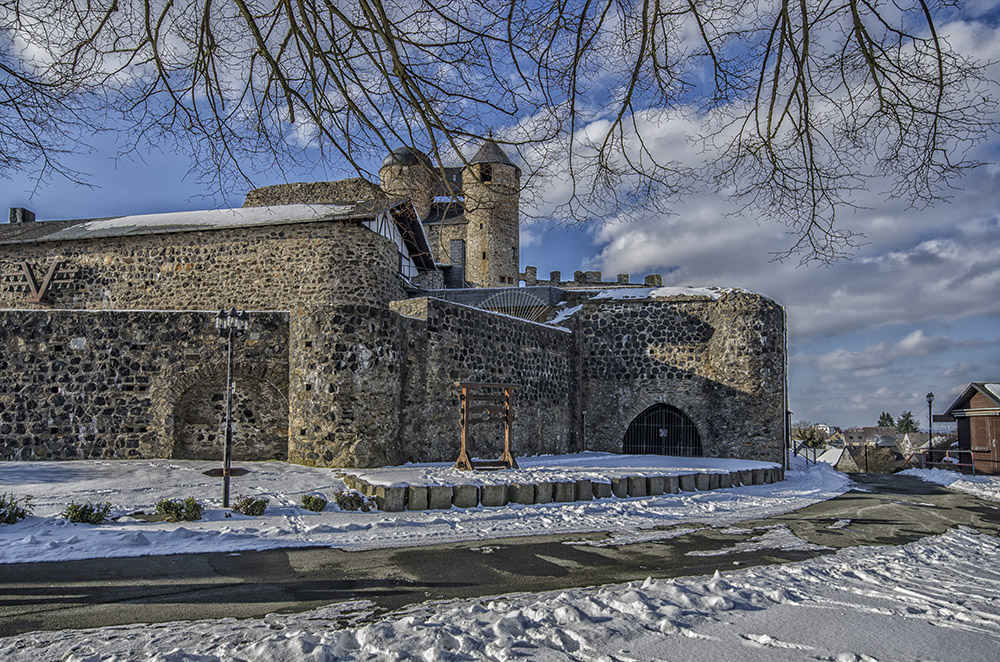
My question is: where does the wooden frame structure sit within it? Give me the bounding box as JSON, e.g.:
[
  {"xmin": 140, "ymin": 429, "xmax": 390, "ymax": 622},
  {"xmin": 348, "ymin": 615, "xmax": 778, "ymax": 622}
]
[{"xmin": 454, "ymin": 382, "xmax": 519, "ymax": 471}]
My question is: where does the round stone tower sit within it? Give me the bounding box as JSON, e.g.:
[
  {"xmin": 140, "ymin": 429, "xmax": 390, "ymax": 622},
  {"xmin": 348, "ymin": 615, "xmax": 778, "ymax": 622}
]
[
  {"xmin": 463, "ymin": 140, "xmax": 521, "ymax": 287},
  {"xmin": 378, "ymin": 146, "xmax": 436, "ymax": 221}
]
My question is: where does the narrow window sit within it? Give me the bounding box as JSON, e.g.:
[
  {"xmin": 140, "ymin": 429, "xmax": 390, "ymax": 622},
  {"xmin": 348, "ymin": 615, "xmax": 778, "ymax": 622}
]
[
  {"xmin": 479, "ymin": 163, "xmax": 493, "ymax": 182},
  {"xmin": 450, "ymin": 239, "xmax": 466, "ymax": 265}
]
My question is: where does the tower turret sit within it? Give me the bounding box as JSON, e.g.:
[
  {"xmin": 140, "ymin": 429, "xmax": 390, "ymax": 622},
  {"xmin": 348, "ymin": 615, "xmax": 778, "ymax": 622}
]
[
  {"xmin": 462, "ymin": 140, "xmax": 521, "ymax": 287},
  {"xmin": 379, "ymin": 146, "xmax": 435, "ymax": 221}
]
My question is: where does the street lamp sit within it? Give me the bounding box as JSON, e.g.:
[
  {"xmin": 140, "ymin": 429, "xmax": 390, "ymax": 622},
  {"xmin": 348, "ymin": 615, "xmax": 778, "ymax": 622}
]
[
  {"xmin": 926, "ymin": 392, "xmax": 935, "ymax": 468},
  {"xmin": 215, "ymin": 308, "xmax": 249, "ymax": 508}
]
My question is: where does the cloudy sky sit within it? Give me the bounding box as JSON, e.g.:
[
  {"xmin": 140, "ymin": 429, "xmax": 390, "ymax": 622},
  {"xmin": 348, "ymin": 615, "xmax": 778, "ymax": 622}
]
[{"xmin": 3, "ymin": 3, "xmax": 999, "ymax": 431}]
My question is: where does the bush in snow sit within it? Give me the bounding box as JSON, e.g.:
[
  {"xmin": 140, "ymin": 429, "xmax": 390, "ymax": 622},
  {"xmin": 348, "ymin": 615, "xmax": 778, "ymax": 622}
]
[
  {"xmin": 0, "ymin": 492, "xmax": 33, "ymax": 524},
  {"xmin": 155, "ymin": 497, "xmax": 203, "ymax": 522},
  {"xmin": 63, "ymin": 501, "xmax": 112, "ymax": 524},
  {"xmin": 232, "ymin": 496, "xmax": 269, "ymax": 516},
  {"xmin": 300, "ymin": 494, "xmax": 328, "ymax": 512},
  {"xmin": 333, "ymin": 489, "xmax": 374, "ymax": 512}
]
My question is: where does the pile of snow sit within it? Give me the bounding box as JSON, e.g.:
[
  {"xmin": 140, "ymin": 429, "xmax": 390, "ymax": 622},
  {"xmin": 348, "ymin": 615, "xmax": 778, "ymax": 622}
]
[
  {"xmin": 0, "ymin": 455, "xmax": 848, "ymax": 564},
  {"xmin": 901, "ymin": 467, "xmax": 1000, "ymax": 503},
  {"xmin": 4, "ymin": 526, "xmax": 998, "ymax": 661}
]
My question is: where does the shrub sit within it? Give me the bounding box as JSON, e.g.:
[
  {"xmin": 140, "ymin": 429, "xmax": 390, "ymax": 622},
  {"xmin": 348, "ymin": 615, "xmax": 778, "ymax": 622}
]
[
  {"xmin": 301, "ymin": 494, "xmax": 328, "ymax": 512},
  {"xmin": 0, "ymin": 493, "xmax": 33, "ymax": 524},
  {"xmin": 63, "ymin": 501, "xmax": 112, "ymax": 524},
  {"xmin": 155, "ymin": 497, "xmax": 204, "ymax": 522},
  {"xmin": 232, "ymin": 496, "xmax": 269, "ymax": 516},
  {"xmin": 333, "ymin": 489, "xmax": 374, "ymax": 512}
]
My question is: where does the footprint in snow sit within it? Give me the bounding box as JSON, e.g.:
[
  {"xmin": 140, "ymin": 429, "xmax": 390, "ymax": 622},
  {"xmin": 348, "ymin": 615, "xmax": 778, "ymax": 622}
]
[{"xmin": 741, "ymin": 633, "xmax": 814, "ymax": 650}]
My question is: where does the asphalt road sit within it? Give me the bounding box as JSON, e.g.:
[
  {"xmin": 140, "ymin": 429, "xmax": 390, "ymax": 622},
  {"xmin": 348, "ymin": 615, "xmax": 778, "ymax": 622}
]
[{"xmin": 2, "ymin": 473, "xmax": 999, "ymax": 638}]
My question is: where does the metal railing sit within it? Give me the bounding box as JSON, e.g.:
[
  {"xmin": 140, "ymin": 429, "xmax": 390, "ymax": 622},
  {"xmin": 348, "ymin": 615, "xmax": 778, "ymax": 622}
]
[
  {"xmin": 791, "ymin": 441, "xmax": 819, "ymax": 465},
  {"xmin": 919, "ymin": 449, "xmax": 1000, "ymax": 475}
]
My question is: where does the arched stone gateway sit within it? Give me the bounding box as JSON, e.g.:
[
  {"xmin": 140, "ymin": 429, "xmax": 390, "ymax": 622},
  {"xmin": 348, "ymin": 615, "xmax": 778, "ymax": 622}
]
[
  {"xmin": 172, "ymin": 372, "xmax": 289, "ymax": 461},
  {"xmin": 622, "ymin": 404, "xmax": 703, "ymax": 457}
]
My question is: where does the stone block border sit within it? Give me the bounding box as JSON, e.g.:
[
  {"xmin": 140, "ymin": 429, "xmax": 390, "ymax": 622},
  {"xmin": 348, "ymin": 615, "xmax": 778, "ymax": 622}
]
[{"xmin": 340, "ymin": 467, "xmax": 783, "ymax": 512}]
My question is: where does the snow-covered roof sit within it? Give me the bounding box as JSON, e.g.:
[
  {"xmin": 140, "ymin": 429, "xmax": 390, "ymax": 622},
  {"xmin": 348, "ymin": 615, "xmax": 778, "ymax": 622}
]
[
  {"xmin": 942, "ymin": 382, "xmax": 1000, "ymax": 415},
  {"xmin": 817, "ymin": 448, "xmax": 843, "ymax": 465},
  {"xmin": 0, "ymin": 200, "xmax": 399, "ymax": 245}
]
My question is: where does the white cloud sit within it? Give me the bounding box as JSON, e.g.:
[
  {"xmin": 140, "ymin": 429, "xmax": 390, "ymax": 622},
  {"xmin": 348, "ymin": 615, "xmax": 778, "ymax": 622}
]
[{"xmin": 811, "ymin": 330, "xmax": 952, "ymax": 375}]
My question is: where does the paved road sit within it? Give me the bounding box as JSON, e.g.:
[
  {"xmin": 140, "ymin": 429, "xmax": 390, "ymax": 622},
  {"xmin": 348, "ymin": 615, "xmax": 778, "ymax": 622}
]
[{"xmin": 2, "ymin": 474, "xmax": 999, "ymax": 637}]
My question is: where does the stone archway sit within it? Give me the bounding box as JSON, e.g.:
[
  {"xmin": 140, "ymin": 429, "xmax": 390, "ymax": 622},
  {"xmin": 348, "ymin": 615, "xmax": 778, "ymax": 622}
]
[
  {"xmin": 172, "ymin": 371, "xmax": 288, "ymax": 461},
  {"xmin": 622, "ymin": 404, "xmax": 703, "ymax": 457}
]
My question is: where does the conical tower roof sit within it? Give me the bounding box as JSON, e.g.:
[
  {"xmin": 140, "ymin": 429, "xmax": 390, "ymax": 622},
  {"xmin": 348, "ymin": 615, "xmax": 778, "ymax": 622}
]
[{"xmin": 469, "ymin": 140, "xmax": 521, "ymax": 176}]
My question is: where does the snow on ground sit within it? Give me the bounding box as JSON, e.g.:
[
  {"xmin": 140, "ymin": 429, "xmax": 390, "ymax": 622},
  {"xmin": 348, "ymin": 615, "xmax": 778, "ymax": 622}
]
[
  {"xmin": 346, "ymin": 453, "xmax": 777, "ymax": 487},
  {"xmin": 901, "ymin": 467, "xmax": 1000, "ymax": 503},
  {"xmin": 0, "ymin": 455, "xmax": 848, "ymax": 564},
  {"xmin": 4, "ymin": 526, "xmax": 999, "ymax": 661}
]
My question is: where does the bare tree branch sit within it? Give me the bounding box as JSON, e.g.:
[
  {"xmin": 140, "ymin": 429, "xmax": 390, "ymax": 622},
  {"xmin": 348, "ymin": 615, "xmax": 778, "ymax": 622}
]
[{"xmin": 0, "ymin": 0, "xmax": 995, "ymax": 262}]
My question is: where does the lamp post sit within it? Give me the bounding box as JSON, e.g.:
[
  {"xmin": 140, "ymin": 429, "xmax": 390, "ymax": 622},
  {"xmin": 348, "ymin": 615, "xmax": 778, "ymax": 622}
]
[
  {"xmin": 926, "ymin": 392, "xmax": 935, "ymax": 469},
  {"xmin": 215, "ymin": 308, "xmax": 249, "ymax": 508}
]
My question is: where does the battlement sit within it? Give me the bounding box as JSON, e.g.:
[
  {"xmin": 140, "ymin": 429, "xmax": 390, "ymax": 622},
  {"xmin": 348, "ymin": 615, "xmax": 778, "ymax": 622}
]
[{"xmin": 520, "ymin": 265, "xmax": 663, "ymax": 289}]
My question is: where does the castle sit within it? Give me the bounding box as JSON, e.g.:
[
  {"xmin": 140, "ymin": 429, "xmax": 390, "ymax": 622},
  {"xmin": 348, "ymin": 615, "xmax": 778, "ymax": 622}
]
[{"xmin": 0, "ymin": 142, "xmax": 787, "ymax": 467}]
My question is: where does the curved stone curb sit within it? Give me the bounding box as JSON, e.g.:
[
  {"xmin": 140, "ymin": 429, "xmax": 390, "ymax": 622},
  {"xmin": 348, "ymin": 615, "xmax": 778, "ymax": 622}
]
[{"xmin": 341, "ymin": 466, "xmax": 782, "ymax": 511}]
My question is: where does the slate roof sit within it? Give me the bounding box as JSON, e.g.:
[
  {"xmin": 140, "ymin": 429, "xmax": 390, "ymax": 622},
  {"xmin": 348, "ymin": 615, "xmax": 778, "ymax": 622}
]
[{"xmin": 470, "ymin": 140, "xmax": 520, "ymax": 173}]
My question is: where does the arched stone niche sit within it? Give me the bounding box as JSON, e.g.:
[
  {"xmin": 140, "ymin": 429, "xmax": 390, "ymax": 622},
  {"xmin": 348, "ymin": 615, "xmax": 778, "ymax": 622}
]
[{"xmin": 169, "ymin": 366, "xmax": 288, "ymax": 461}]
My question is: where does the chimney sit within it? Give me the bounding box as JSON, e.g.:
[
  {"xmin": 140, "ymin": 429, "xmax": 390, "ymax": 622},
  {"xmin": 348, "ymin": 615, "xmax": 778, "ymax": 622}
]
[{"xmin": 9, "ymin": 208, "xmax": 35, "ymax": 225}]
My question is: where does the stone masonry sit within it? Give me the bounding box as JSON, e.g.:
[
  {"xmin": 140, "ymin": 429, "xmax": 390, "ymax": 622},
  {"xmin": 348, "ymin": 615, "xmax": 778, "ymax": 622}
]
[
  {"xmin": 0, "ymin": 219, "xmax": 404, "ymax": 311},
  {"xmin": 0, "ymin": 310, "xmax": 288, "ymax": 461},
  {"xmin": 1, "ymin": 141, "xmax": 787, "ymax": 468}
]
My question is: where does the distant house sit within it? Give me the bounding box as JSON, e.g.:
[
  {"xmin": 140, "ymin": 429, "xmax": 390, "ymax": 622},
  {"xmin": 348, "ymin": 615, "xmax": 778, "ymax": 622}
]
[
  {"xmin": 935, "ymin": 383, "xmax": 1000, "ymax": 475},
  {"xmin": 833, "ymin": 445, "xmax": 897, "ymax": 473},
  {"xmin": 898, "ymin": 432, "xmax": 928, "ymax": 456},
  {"xmin": 844, "ymin": 427, "xmax": 896, "ymax": 447}
]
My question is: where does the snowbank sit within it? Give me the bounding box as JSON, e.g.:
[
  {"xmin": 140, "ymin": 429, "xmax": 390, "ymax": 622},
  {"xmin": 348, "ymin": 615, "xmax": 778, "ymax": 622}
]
[{"xmin": 901, "ymin": 467, "xmax": 1000, "ymax": 503}]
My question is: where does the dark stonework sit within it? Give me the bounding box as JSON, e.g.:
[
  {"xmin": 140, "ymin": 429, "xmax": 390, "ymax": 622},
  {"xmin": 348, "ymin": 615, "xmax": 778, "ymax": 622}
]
[
  {"xmin": 561, "ymin": 290, "xmax": 786, "ymax": 462},
  {"xmin": 393, "ymin": 297, "xmax": 575, "ymax": 465},
  {"xmin": 0, "ymin": 220, "xmax": 405, "ymax": 311},
  {"xmin": 0, "ymin": 310, "xmax": 288, "ymax": 461}
]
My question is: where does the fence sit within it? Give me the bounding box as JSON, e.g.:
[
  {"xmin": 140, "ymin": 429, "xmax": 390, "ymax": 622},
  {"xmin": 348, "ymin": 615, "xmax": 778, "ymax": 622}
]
[
  {"xmin": 791, "ymin": 441, "xmax": 819, "ymax": 465},
  {"xmin": 919, "ymin": 449, "xmax": 1000, "ymax": 475}
]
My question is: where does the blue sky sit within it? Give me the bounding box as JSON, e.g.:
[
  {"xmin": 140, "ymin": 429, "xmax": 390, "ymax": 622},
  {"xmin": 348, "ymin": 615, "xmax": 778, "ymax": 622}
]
[{"xmin": 3, "ymin": 6, "xmax": 999, "ymax": 431}]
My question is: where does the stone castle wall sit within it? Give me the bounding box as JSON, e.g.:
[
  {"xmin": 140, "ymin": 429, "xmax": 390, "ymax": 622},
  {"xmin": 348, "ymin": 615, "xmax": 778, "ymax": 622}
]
[
  {"xmin": 243, "ymin": 179, "xmax": 384, "ymax": 207},
  {"xmin": 393, "ymin": 297, "xmax": 576, "ymax": 464},
  {"xmin": 287, "ymin": 304, "xmax": 406, "ymax": 467},
  {"xmin": 423, "ymin": 222, "xmax": 469, "ymax": 270},
  {"xmin": 0, "ymin": 310, "xmax": 289, "ymax": 461},
  {"xmin": 564, "ymin": 291, "xmax": 786, "ymax": 462},
  {"xmin": 285, "ymin": 297, "xmax": 576, "ymax": 468},
  {"xmin": 0, "ymin": 221, "xmax": 405, "ymax": 311}
]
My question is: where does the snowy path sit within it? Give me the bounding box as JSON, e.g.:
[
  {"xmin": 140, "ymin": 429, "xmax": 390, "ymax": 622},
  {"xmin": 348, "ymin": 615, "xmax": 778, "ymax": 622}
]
[{"xmin": 2, "ymin": 527, "xmax": 999, "ymax": 661}]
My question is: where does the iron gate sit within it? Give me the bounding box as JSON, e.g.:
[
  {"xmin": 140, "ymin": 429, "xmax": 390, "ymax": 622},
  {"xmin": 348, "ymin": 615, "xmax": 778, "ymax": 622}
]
[{"xmin": 622, "ymin": 404, "xmax": 703, "ymax": 456}]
